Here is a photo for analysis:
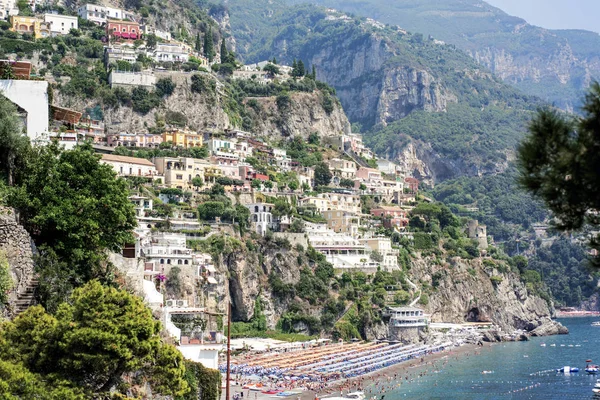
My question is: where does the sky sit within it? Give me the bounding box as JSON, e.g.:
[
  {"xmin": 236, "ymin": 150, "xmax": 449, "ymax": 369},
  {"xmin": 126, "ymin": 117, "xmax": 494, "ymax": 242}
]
[{"xmin": 484, "ymin": 0, "xmax": 600, "ymax": 33}]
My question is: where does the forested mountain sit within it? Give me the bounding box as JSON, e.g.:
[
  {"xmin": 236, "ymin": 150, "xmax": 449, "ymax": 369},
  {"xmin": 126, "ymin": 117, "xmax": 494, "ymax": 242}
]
[
  {"xmin": 220, "ymin": 0, "xmax": 541, "ymax": 181},
  {"xmin": 281, "ymin": 0, "xmax": 600, "ymax": 112}
]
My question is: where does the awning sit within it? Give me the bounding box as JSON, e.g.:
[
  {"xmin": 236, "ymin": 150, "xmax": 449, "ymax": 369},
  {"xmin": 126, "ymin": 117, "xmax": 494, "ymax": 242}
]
[{"xmin": 205, "ymin": 264, "xmax": 216, "ymax": 273}]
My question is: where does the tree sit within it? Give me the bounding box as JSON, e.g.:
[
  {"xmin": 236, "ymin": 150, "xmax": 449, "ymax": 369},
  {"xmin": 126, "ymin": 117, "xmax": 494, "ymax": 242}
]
[
  {"xmin": 0, "ymin": 95, "xmax": 29, "ymax": 186},
  {"xmin": 0, "ymin": 360, "xmax": 84, "ymax": 399},
  {"xmin": 156, "ymin": 77, "xmax": 176, "ymax": 97},
  {"xmin": 0, "ymin": 252, "xmax": 13, "ymax": 307},
  {"xmin": 289, "ymin": 218, "xmax": 305, "ymax": 233},
  {"xmin": 314, "ymin": 162, "xmax": 332, "ymax": 187},
  {"xmin": 7, "ymin": 143, "xmax": 136, "ymax": 286},
  {"xmin": 192, "ymin": 176, "xmax": 204, "ymax": 189},
  {"xmin": 339, "ymin": 178, "xmax": 354, "ymax": 188},
  {"xmin": 0, "ymin": 281, "xmax": 188, "ymax": 397},
  {"xmin": 263, "ymin": 63, "xmax": 279, "ymax": 77},
  {"xmin": 195, "ymin": 32, "xmax": 201, "ymax": 52},
  {"xmin": 251, "ymin": 179, "xmax": 262, "ymax": 190},
  {"xmin": 146, "ymin": 33, "xmax": 158, "ymax": 49},
  {"xmin": 308, "ymin": 132, "xmax": 320, "ymax": 145},
  {"xmin": 220, "ymin": 38, "xmax": 227, "ymax": 62},
  {"xmin": 198, "ymin": 201, "xmax": 226, "ymax": 221},
  {"xmin": 203, "ymin": 27, "xmax": 215, "ymax": 62},
  {"xmin": 517, "ymin": 82, "xmax": 600, "ymax": 260}
]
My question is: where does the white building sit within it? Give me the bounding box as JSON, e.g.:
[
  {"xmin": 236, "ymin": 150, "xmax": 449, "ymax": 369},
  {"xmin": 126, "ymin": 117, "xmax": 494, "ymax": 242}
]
[
  {"xmin": 0, "ymin": 0, "xmax": 18, "ymax": 20},
  {"xmin": 78, "ymin": 3, "xmax": 124, "ymax": 24},
  {"xmin": 142, "ymin": 232, "xmax": 194, "ymax": 267},
  {"xmin": 108, "ymin": 70, "xmax": 156, "ymax": 88},
  {"xmin": 142, "ymin": 25, "xmax": 171, "ymax": 41},
  {"xmin": 246, "ymin": 203, "xmax": 274, "ymax": 236},
  {"xmin": 0, "ymin": 79, "xmax": 49, "ymax": 142},
  {"xmin": 206, "ymin": 138, "xmax": 236, "ymax": 154},
  {"xmin": 101, "ymin": 154, "xmax": 158, "ymax": 178},
  {"xmin": 129, "ymin": 195, "xmax": 153, "ymax": 218},
  {"xmin": 359, "ymin": 237, "xmax": 399, "ymax": 271},
  {"xmin": 377, "ymin": 159, "xmax": 401, "ymax": 175},
  {"xmin": 151, "ymin": 42, "xmax": 190, "ymax": 63},
  {"xmin": 44, "ymin": 13, "xmax": 77, "ymax": 35}
]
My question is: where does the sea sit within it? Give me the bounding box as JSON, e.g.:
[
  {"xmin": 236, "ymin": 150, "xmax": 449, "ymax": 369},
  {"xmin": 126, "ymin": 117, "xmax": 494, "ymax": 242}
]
[{"xmin": 366, "ymin": 317, "xmax": 600, "ymax": 400}]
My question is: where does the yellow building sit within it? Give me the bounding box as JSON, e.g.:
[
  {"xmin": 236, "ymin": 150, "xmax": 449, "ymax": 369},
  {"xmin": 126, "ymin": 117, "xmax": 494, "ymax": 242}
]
[
  {"xmin": 10, "ymin": 16, "xmax": 49, "ymax": 39},
  {"xmin": 162, "ymin": 130, "xmax": 203, "ymax": 148}
]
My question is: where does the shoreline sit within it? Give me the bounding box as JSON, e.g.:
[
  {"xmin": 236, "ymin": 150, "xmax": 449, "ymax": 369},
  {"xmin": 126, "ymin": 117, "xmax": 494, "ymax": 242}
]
[{"xmin": 222, "ymin": 343, "xmax": 488, "ymax": 400}]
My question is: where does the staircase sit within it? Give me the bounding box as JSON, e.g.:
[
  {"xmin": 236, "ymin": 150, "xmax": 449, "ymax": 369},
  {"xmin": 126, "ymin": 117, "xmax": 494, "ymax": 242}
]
[{"xmin": 13, "ymin": 279, "xmax": 38, "ymax": 315}]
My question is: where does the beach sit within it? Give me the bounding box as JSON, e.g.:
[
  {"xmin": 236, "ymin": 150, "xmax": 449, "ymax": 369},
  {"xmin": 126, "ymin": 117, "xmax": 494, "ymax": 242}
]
[{"xmin": 221, "ymin": 342, "xmax": 488, "ymax": 400}]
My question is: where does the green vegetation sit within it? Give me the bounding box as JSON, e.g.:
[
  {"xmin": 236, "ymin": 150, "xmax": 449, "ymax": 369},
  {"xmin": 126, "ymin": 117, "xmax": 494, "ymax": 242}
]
[
  {"xmin": 0, "ymin": 252, "xmax": 12, "ymax": 307},
  {"xmin": 0, "ymin": 281, "xmax": 188, "ymax": 398},
  {"xmin": 7, "ymin": 143, "xmax": 136, "ymax": 310},
  {"xmin": 518, "ymin": 83, "xmax": 600, "ymax": 260}
]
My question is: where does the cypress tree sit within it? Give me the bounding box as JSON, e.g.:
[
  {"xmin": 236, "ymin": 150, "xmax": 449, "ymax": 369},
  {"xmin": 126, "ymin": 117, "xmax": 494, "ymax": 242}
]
[
  {"xmin": 220, "ymin": 38, "xmax": 228, "ymax": 63},
  {"xmin": 297, "ymin": 60, "xmax": 305, "ymax": 77},
  {"xmin": 312, "ymin": 65, "xmax": 317, "ymax": 79},
  {"xmin": 203, "ymin": 27, "xmax": 215, "ymax": 62},
  {"xmin": 195, "ymin": 32, "xmax": 201, "ymax": 52}
]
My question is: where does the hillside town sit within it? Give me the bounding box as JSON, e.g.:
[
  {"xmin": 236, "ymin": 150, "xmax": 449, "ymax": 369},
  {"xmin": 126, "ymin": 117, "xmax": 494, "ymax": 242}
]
[{"xmin": 0, "ymin": 1, "xmax": 583, "ymax": 399}]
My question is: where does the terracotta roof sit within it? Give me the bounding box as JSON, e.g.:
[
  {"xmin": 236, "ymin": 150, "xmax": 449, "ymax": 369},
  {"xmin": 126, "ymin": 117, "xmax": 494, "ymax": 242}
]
[{"xmin": 101, "ymin": 154, "xmax": 155, "ymax": 167}]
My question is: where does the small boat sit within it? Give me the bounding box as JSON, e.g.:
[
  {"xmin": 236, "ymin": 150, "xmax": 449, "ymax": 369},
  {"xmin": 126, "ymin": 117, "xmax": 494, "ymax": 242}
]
[
  {"xmin": 481, "ymin": 370, "xmax": 494, "ymax": 374},
  {"xmin": 540, "ymin": 343, "xmax": 546, "ymax": 347},
  {"xmin": 262, "ymin": 390, "xmax": 281, "ymax": 394},
  {"xmin": 550, "ymin": 344, "xmax": 556, "ymax": 347},
  {"xmin": 592, "ymin": 321, "xmax": 600, "ymax": 327},
  {"xmin": 557, "ymin": 367, "xmax": 579, "ymax": 373},
  {"xmin": 593, "ymin": 379, "xmax": 600, "ymax": 393},
  {"xmin": 586, "ymin": 360, "xmax": 599, "ymax": 375}
]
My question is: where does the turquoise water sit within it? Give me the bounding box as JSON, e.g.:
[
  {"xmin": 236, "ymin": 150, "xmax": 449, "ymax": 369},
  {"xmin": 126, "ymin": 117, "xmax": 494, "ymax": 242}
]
[{"xmin": 366, "ymin": 317, "xmax": 600, "ymax": 399}]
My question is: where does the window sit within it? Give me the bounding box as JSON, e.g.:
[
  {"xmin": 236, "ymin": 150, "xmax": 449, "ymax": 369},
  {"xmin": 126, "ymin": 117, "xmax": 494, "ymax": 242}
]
[{"xmin": 176, "ymin": 174, "xmax": 183, "ymax": 180}]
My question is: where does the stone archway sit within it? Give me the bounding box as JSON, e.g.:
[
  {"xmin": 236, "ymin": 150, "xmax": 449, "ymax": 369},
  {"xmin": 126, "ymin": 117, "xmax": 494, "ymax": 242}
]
[{"xmin": 466, "ymin": 307, "xmax": 480, "ymax": 322}]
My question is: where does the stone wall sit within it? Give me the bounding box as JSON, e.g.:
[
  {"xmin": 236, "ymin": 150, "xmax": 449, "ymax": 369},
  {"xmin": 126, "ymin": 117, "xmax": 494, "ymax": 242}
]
[{"xmin": 0, "ymin": 207, "xmax": 36, "ymax": 316}]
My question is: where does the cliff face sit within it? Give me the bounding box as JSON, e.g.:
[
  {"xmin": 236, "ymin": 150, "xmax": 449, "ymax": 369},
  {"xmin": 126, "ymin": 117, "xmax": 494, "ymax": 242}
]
[
  {"xmin": 409, "ymin": 255, "xmax": 556, "ymax": 333},
  {"xmin": 220, "ymin": 241, "xmax": 309, "ymax": 329},
  {"xmin": 55, "ymin": 73, "xmax": 350, "ymax": 138},
  {"xmin": 246, "ymin": 91, "xmax": 351, "ymax": 140},
  {"xmin": 0, "ymin": 207, "xmax": 36, "ymax": 319},
  {"xmin": 293, "ymin": 31, "xmax": 455, "ymax": 127}
]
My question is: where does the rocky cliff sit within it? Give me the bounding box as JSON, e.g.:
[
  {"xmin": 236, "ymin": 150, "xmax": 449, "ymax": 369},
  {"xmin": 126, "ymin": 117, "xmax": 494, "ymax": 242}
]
[
  {"xmin": 409, "ymin": 254, "xmax": 563, "ymax": 334},
  {"xmin": 0, "ymin": 207, "xmax": 36, "ymax": 319},
  {"xmin": 55, "ymin": 72, "xmax": 350, "ymax": 138}
]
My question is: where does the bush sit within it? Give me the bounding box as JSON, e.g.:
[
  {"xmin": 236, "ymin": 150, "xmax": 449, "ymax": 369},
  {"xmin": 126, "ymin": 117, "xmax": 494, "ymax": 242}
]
[{"xmin": 156, "ymin": 77, "xmax": 176, "ymax": 97}]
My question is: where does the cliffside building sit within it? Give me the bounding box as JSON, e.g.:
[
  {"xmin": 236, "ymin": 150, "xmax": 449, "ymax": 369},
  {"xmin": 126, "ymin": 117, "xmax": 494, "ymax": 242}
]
[
  {"xmin": 384, "ymin": 306, "xmax": 428, "ymax": 343},
  {"xmin": 467, "ymin": 220, "xmax": 488, "ymax": 250}
]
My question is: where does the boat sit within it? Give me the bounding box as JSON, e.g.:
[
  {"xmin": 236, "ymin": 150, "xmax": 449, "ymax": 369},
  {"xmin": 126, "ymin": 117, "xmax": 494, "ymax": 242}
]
[
  {"xmin": 540, "ymin": 343, "xmax": 546, "ymax": 347},
  {"xmin": 593, "ymin": 379, "xmax": 600, "ymax": 394},
  {"xmin": 586, "ymin": 360, "xmax": 599, "ymax": 375},
  {"xmin": 262, "ymin": 390, "xmax": 281, "ymax": 394},
  {"xmin": 592, "ymin": 321, "xmax": 600, "ymax": 327},
  {"xmin": 550, "ymin": 344, "xmax": 556, "ymax": 347},
  {"xmin": 557, "ymin": 366, "xmax": 579, "ymax": 373}
]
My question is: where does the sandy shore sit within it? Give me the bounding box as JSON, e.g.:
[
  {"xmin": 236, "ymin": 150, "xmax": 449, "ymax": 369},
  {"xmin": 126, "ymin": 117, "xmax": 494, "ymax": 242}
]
[{"xmin": 222, "ymin": 343, "xmax": 491, "ymax": 400}]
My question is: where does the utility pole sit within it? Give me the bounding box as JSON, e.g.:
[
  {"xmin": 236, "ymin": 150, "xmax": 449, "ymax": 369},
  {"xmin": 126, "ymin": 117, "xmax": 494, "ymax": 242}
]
[{"xmin": 226, "ymin": 301, "xmax": 231, "ymax": 400}]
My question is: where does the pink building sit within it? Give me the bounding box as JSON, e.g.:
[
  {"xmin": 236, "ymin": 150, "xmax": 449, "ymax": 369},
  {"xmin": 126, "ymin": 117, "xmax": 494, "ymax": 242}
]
[
  {"xmin": 371, "ymin": 206, "xmax": 409, "ymax": 229},
  {"xmin": 107, "ymin": 133, "xmax": 164, "ymax": 148},
  {"xmin": 356, "ymin": 167, "xmax": 382, "ymax": 181}
]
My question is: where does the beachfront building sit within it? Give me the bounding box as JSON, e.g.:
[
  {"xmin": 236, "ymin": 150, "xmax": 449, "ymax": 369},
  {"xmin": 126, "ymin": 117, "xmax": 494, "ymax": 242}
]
[{"xmin": 384, "ymin": 306, "xmax": 429, "ymax": 343}]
